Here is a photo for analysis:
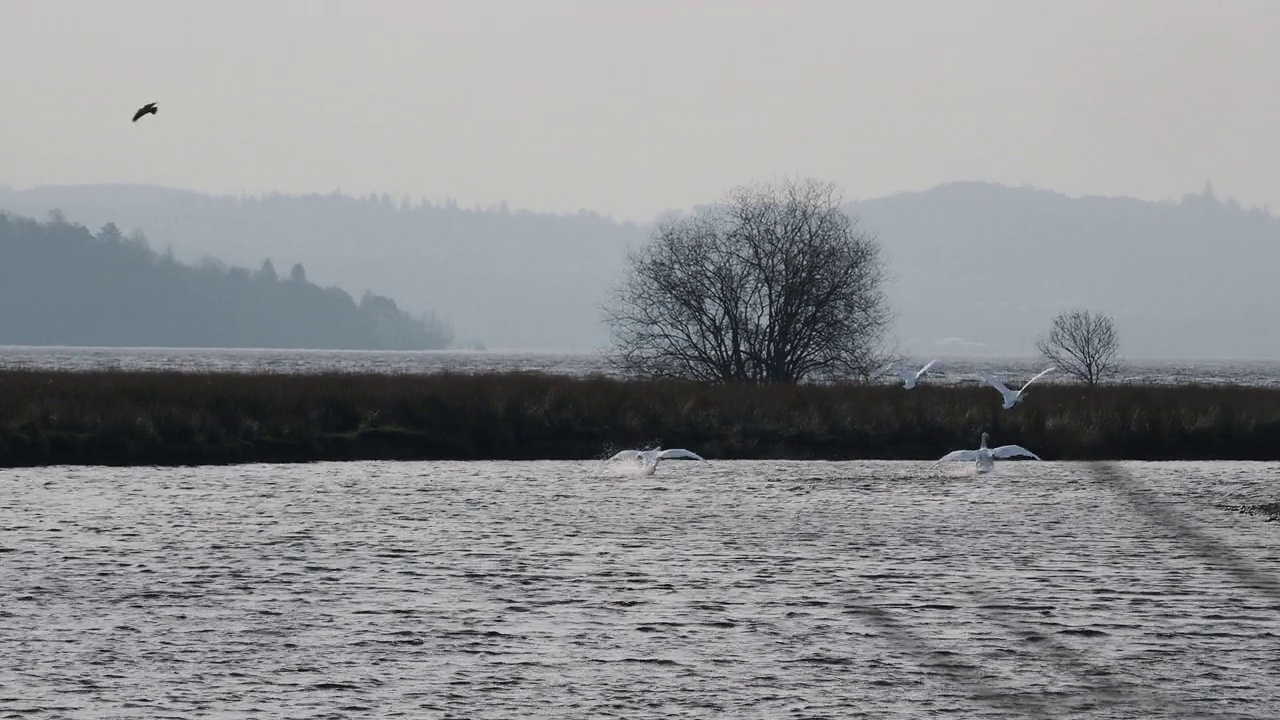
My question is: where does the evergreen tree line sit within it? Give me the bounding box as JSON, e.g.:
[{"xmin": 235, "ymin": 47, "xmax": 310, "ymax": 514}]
[{"xmin": 0, "ymin": 211, "xmax": 452, "ymax": 350}]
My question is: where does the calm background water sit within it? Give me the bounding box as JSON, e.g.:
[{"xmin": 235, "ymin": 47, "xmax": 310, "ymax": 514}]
[
  {"xmin": 2, "ymin": 345, "xmax": 1280, "ymax": 386},
  {"xmin": 1, "ymin": 459, "xmax": 1276, "ymax": 718}
]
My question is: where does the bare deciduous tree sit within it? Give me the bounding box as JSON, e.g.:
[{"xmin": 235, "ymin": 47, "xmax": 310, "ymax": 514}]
[
  {"xmin": 1036, "ymin": 309, "xmax": 1120, "ymax": 386},
  {"xmin": 605, "ymin": 178, "xmax": 892, "ymax": 383}
]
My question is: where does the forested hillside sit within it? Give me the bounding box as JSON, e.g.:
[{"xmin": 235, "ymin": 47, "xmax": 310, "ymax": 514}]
[
  {"xmin": 0, "ymin": 212, "xmax": 452, "ymax": 350},
  {"xmin": 0, "ymin": 185, "xmax": 645, "ymax": 349}
]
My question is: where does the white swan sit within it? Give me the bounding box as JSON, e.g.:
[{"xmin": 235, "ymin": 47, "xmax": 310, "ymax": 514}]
[
  {"xmin": 607, "ymin": 447, "xmax": 706, "ymax": 476},
  {"xmin": 935, "ymin": 432, "xmax": 1040, "ymax": 473},
  {"xmin": 887, "ymin": 359, "xmax": 939, "ymax": 389},
  {"xmin": 982, "ymin": 366, "xmax": 1055, "ymax": 409}
]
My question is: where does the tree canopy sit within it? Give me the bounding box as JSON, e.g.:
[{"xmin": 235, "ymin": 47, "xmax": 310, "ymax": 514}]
[
  {"xmin": 606, "ymin": 179, "xmax": 892, "ymax": 383},
  {"xmin": 1037, "ymin": 309, "xmax": 1120, "ymax": 386}
]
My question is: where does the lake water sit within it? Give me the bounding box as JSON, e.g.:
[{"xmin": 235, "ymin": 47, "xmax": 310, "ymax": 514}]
[
  {"xmin": 2, "ymin": 460, "xmax": 1276, "ymax": 718},
  {"xmin": 1, "ymin": 345, "xmax": 1280, "ymax": 387}
]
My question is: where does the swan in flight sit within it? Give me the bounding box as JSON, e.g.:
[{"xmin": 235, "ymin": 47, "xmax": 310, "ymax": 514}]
[
  {"xmin": 935, "ymin": 432, "xmax": 1040, "ymax": 473},
  {"xmin": 606, "ymin": 447, "xmax": 705, "ymax": 476},
  {"xmin": 982, "ymin": 366, "xmax": 1055, "ymax": 409},
  {"xmin": 887, "ymin": 359, "xmax": 939, "ymax": 389}
]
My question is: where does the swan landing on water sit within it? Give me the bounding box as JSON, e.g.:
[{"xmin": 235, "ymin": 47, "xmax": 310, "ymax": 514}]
[
  {"xmin": 606, "ymin": 448, "xmax": 706, "ymax": 476},
  {"xmin": 935, "ymin": 432, "xmax": 1040, "ymax": 473}
]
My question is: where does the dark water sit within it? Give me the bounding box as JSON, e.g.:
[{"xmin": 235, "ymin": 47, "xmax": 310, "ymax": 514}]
[
  {"xmin": 2, "ymin": 345, "xmax": 1280, "ymax": 386},
  {"xmin": 2, "ymin": 460, "xmax": 1277, "ymax": 718}
]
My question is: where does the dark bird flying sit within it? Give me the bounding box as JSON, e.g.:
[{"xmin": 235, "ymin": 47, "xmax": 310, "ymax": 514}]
[{"xmin": 132, "ymin": 102, "xmax": 158, "ymax": 122}]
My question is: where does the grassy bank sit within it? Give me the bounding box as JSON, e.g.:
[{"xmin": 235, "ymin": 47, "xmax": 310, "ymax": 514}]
[{"xmin": 1, "ymin": 369, "xmax": 1278, "ymax": 467}]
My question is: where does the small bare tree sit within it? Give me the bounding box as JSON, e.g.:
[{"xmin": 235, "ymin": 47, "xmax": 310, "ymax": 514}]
[
  {"xmin": 1036, "ymin": 309, "xmax": 1120, "ymax": 386},
  {"xmin": 605, "ymin": 178, "xmax": 892, "ymax": 383}
]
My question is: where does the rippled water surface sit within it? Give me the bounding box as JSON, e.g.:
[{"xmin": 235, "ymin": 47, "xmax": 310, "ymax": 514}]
[{"xmin": 2, "ymin": 460, "xmax": 1277, "ymax": 718}]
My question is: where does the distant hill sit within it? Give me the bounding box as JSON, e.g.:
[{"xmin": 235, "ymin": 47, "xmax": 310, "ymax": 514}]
[
  {"xmin": 846, "ymin": 182, "xmax": 1280, "ymax": 358},
  {"xmin": 0, "ymin": 212, "xmax": 452, "ymax": 350},
  {"xmin": 0, "ymin": 184, "xmax": 647, "ymax": 349},
  {"xmin": 2, "ymin": 181, "xmax": 1277, "ymax": 357}
]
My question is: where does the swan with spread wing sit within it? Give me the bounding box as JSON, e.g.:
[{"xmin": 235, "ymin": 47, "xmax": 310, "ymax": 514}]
[
  {"xmin": 886, "ymin": 359, "xmax": 939, "ymax": 389},
  {"xmin": 983, "ymin": 366, "xmax": 1055, "ymax": 409},
  {"xmin": 607, "ymin": 447, "xmax": 706, "ymax": 476},
  {"xmin": 936, "ymin": 432, "xmax": 1040, "ymax": 473}
]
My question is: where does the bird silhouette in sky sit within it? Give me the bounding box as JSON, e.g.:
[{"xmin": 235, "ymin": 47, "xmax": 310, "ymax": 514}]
[{"xmin": 132, "ymin": 102, "xmax": 158, "ymax": 122}]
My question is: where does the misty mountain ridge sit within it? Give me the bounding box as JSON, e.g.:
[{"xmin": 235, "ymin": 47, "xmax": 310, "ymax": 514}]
[
  {"xmin": 0, "ymin": 184, "xmax": 647, "ymax": 350},
  {"xmin": 0, "ymin": 212, "xmax": 452, "ymax": 350},
  {"xmin": 846, "ymin": 181, "xmax": 1279, "ymax": 359},
  {"xmin": 1, "ymin": 181, "xmax": 1277, "ymax": 358}
]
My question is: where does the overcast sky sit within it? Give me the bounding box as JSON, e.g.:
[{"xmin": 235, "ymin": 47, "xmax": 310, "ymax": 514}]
[{"xmin": 2, "ymin": 0, "xmax": 1277, "ymax": 221}]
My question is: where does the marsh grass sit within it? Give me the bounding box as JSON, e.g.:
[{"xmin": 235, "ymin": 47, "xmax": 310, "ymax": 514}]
[{"xmin": 1, "ymin": 369, "xmax": 1278, "ymax": 467}]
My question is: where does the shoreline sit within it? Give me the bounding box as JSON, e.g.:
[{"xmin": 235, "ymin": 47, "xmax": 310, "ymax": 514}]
[{"xmin": 2, "ymin": 369, "xmax": 1279, "ymax": 468}]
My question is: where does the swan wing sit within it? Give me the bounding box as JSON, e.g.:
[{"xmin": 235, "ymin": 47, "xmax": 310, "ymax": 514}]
[
  {"xmin": 657, "ymin": 448, "xmax": 704, "ymax": 461},
  {"xmin": 992, "ymin": 445, "xmax": 1040, "ymax": 460},
  {"xmin": 915, "ymin": 359, "xmax": 939, "ymax": 378},
  {"xmin": 936, "ymin": 449, "xmax": 980, "ymax": 463},
  {"xmin": 982, "ymin": 375, "xmax": 1015, "ymax": 400},
  {"xmin": 1020, "ymin": 366, "xmax": 1056, "ymax": 392},
  {"xmin": 607, "ymin": 450, "xmax": 642, "ymax": 462}
]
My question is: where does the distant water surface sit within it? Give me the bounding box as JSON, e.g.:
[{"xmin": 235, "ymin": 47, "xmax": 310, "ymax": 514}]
[
  {"xmin": 1, "ymin": 459, "xmax": 1276, "ymax": 718},
  {"xmin": 1, "ymin": 345, "xmax": 1279, "ymax": 386}
]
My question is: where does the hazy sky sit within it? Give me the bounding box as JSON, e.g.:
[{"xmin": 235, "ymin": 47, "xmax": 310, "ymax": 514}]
[{"xmin": 2, "ymin": 0, "xmax": 1278, "ymax": 221}]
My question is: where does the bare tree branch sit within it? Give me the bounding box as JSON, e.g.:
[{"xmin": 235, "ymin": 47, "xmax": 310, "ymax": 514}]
[
  {"xmin": 605, "ymin": 179, "xmax": 893, "ymax": 383},
  {"xmin": 1036, "ymin": 309, "xmax": 1120, "ymax": 386}
]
